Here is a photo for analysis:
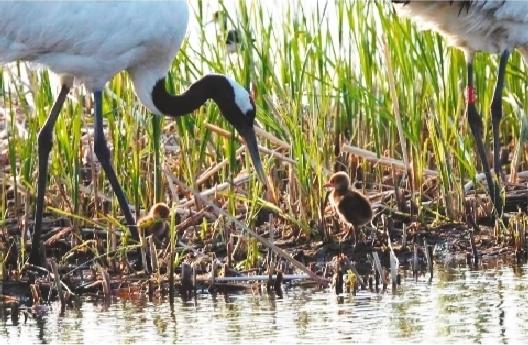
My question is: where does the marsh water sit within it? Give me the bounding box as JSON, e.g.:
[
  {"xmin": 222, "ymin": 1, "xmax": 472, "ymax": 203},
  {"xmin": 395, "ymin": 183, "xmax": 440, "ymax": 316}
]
[{"xmin": 2, "ymin": 262, "xmax": 528, "ymax": 344}]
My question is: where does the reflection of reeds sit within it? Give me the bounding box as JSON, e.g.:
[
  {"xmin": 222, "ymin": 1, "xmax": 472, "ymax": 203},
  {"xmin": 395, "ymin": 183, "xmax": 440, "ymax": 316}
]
[{"xmin": 510, "ymin": 213, "xmax": 527, "ymax": 255}]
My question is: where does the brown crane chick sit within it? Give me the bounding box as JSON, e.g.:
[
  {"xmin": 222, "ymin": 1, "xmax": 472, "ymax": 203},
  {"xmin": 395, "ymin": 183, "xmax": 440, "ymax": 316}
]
[
  {"xmin": 324, "ymin": 172, "xmax": 372, "ymax": 244},
  {"xmin": 137, "ymin": 203, "xmax": 171, "ymax": 245}
]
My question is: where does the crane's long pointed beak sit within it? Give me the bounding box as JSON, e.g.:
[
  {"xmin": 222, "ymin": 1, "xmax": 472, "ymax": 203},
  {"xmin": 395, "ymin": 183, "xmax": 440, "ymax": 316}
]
[{"xmin": 240, "ymin": 127, "xmax": 267, "ymax": 186}]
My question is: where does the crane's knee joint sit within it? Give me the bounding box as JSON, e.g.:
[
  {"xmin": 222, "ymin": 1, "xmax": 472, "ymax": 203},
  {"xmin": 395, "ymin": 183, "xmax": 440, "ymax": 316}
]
[
  {"xmin": 467, "ymin": 107, "xmax": 483, "ymax": 135},
  {"xmin": 94, "ymin": 137, "xmax": 111, "ymax": 162}
]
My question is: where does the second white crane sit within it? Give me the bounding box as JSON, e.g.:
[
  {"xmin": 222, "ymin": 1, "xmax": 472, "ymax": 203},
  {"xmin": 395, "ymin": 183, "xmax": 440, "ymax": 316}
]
[{"xmin": 393, "ymin": 0, "xmax": 528, "ymax": 214}]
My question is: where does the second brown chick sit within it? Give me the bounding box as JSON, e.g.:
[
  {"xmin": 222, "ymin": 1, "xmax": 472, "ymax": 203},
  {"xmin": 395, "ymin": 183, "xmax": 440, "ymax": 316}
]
[
  {"xmin": 325, "ymin": 172, "xmax": 372, "ymax": 243},
  {"xmin": 137, "ymin": 202, "xmax": 171, "ymax": 243}
]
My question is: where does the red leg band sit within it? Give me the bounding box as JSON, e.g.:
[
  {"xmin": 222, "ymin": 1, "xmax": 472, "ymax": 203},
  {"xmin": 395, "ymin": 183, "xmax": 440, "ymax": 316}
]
[{"xmin": 465, "ymin": 85, "xmax": 477, "ymax": 104}]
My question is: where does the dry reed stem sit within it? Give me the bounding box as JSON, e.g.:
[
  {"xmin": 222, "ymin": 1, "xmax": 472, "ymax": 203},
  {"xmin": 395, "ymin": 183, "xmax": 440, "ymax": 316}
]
[
  {"xmin": 196, "ymin": 146, "xmax": 245, "ymax": 186},
  {"xmin": 170, "ymin": 175, "xmax": 329, "ymax": 286},
  {"xmin": 205, "ymin": 123, "xmax": 295, "ymax": 164},
  {"xmin": 341, "ymin": 144, "xmax": 438, "ymax": 177}
]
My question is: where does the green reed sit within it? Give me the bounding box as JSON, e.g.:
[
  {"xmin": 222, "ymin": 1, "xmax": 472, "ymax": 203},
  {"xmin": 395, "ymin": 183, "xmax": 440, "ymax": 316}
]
[{"xmin": 1, "ymin": 0, "xmax": 527, "ymax": 267}]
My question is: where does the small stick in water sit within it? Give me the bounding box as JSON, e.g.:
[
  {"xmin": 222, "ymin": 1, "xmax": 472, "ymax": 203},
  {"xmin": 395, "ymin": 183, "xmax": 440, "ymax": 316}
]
[
  {"xmin": 423, "ymin": 239, "xmax": 434, "ymax": 282},
  {"xmin": 208, "ymin": 260, "xmax": 218, "ymax": 294},
  {"xmin": 148, "ymin": 236, "xmax": 158, "ymax": 273},
  {"xmin": 169, "ymin": 250, "xmax": 175, "ymax": 305},
  {"xmin": 10, "ymin": 301, "xmax": 19, "ymax": 325},
  {"xmin": 98, "ymin": 265, "xmax": 111, "ymax": 305},
  {"xmin": 413, "ymin": 244, "xmax": 418, "ymax": 282},
  {"xmin": 180, "ymin": 261, "xmax": 194, "ymax": 299},
  {"xmin": 333, "ymin": 254, "xmax": 346, "ymax": 295},
  {"xmin": 469, "ymin": 231, "xmax": 479, "ymax": 267},
  {"xmin": 49, "ymin": 259, "xmax": 65, "ymax": 315},
  {"xmin": 273, "ymin": 271, "xmax": 283, "ymax": 298}
]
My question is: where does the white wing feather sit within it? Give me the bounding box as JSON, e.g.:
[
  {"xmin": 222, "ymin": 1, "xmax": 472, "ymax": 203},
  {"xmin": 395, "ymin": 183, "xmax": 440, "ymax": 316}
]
[
  {"xmin": 394, "ymin": 0, "xmax": 528, "ymax": 54},
  {"xmin": 0, "ymin": 1, "xmax": 189, "ymax": 89}
]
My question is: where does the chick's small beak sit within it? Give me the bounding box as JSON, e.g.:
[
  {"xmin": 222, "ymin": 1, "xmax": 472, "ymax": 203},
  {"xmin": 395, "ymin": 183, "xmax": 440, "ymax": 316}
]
[
  {"xmin": 239, "ymin": 126, "xmax": 267, "ymax": 186},
  {"xmin": 323, "ymin": 181, "xmax": 335, "ymax": 188}
]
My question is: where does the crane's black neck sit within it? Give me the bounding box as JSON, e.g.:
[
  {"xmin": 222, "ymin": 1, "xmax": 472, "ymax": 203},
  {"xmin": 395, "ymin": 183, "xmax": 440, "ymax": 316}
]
[{"xmin": 151, "ymin": 75, "xmax": 227, "ymax": 117}]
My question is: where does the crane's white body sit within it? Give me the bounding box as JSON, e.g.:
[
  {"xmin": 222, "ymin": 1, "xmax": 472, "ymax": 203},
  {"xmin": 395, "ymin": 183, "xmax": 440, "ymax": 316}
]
[
  {"xmin": 0, "ymin": 1, "xmax": 189, "ymax": 113},
  {"xmin": 394, "ymin": 1, "xmax": 528, "ymax": 60}
]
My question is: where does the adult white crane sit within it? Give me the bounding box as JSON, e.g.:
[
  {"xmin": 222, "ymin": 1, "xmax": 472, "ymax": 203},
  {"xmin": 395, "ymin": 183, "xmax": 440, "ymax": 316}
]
[
  {"xmin": 392, "ymin": 0, "xmax": 528, "ymax": 214},
  {"xmin": 0, "ymin": 1, "xmax": 266, "ymax": 266}
]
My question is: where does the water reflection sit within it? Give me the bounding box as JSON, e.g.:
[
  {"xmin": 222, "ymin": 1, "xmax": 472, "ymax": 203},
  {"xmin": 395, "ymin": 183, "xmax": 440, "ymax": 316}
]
[{"xmin": 2, "ymin": 263, "xmax": 528, "ymax": 344}]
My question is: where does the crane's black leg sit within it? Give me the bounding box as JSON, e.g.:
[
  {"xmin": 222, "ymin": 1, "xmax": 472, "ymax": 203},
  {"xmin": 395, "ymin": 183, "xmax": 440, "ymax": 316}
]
[
  {"xmin": 491, "ymin": 50, "xmax": 510, "ymax": 182},
  {"xmin": 92, "ymin": 91, "xmax": 138, "ymax": 241},
  {"xmin": 465, "ymin": 61, "xmax": 502, "ymax": 214},
  {"xmin": 29, "ymin": 85, "xmax": 70, "ymax": 266}
]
